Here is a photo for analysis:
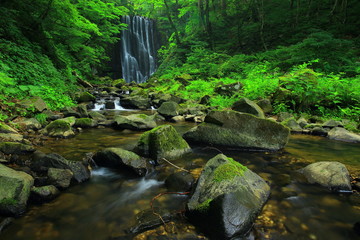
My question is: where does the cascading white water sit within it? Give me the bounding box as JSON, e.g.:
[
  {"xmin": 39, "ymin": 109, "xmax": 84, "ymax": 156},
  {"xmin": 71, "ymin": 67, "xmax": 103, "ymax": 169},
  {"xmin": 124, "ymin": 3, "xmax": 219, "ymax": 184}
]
[{"xmin": 121, "ymin": 16, "xmax": 158, "ymax": 83}]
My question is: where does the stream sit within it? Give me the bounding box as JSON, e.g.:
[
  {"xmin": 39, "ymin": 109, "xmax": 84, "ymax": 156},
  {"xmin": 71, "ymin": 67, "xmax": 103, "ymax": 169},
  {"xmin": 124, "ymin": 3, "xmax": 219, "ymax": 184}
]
[{"xmin": 1, "ymin": 109, "xmax": 360, "ymax": 240}]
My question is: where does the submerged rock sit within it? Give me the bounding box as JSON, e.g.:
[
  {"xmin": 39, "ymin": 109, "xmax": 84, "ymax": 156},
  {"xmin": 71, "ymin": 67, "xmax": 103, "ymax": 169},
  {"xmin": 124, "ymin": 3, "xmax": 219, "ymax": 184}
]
[
  {"xmin": 298, "ymin": 161, "xmax": 351, "ymax": 191},
  {"xmin": 44, "ymin": 119, "xmax": 75, "ymax": 138},
  {"xmin": 183, "ymin": 110, "xmax": 290, "ymax": 151},
  {"xmin": 114, "ymin": 114, "xmax": 157, "ymax": 130},
  {"xmin": 0, "ymin": 164, "xmax": 34, "ymax": 216},
  {"xmin": 165, "ymin": 171, "xmax": 194, "ymax": 192},
  {"xmin": 135, "ymin": 125, "xmax": 191, "ymax": 160},
  {"xmin": 30, "ymin": 185, "xmax": 60, "ymax": 203},
  {"xmin": 232, "ymin": 97, "xmax": 265, "ymax": 118},
  {"xmin": 328, "ymin": 127, "xmax": 360, "ymax": 143},
  {"xmin": 187, "ymin": 154, "xmax": 270, "ymax": 239},
  {"xmin": 93, "ymin": 148, "xmax": 147, "ymax": 176}
]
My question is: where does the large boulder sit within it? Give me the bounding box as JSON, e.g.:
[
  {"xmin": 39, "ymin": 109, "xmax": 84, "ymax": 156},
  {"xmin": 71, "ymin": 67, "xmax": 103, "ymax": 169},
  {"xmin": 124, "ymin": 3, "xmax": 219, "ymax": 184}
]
[
  {"xmin": 0, "ymin": 164, "xmax": 34, "ymax": 216},
  {"xmin": 0, "ymin": 133, "xmax": 24, "ymax": 143},
  {"xmin": 114, "ymin": 114, "xmax": 157, "ymax": 130},
  {"xmin": 92, "ymin": 148, "xmax": 147, "ymax": 176},
  {"xmin": 183, "ymin": 110, "xmax": 290, "ymax": 151},
  {"xmin": 74, "ymin": 118, "xmax": 98, "ymax": 128},
  {"xmin": 31, "ymin": 153, "xmax": 90, "ymax": 183},
  {"xmin": 47, "ymin": 168, "xmax": 73, "ymax": 188},
  {"xmin": 281, "ymin": 117, "xmax": 303, "ymax": 132},
  {"xmin": 328, "ymin": 127, "xmax": 360, "ymax": 143},
  {"xmin": 0, "ymin": 142, "xmax": 35, "ymax": 155},
  {"xmin": 232, "ymin": 97, "xmax": 265, "ymax": 118},
  {"xmin": 256, "ymin": 99, "xmax": 273, "ymax": 114},
  {"xmin": 187, "ymin": 154, "xmax": 270, "ymax": 239},
  {"xmin": 157, "ymin": 101, "xmax": 180, "ymax": 119},
  {"xmin": 77, "ymin": 92, "xmax": 96, "ymax": 103},
  {"xmin": 135, "ymin": 125, "xmax": 191, "ymax": 160},
  {"xmin": 121, "ymin": 95, "xmax": 150, "ymax": 110},
  {"xmin": 15, "ymin": 118, "xmax": 42, "ymax": 130},
  {"xmin": 19, "ymin": 96, "xmax": 47, "ymax": 112},
  {"xmin": 44, "ymin": 119, "xmax": 75, "ymax": 138},
  {"xmin": 298, "ymin": 161, "xmax": 351, "ymax": 191}
]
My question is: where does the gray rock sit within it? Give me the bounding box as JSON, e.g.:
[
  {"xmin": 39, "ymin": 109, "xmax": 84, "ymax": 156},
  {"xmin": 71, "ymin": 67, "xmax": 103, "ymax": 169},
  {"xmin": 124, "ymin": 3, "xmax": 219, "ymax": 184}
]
[
  {"xmin": 165, "ymin": 171, "xmax": 194, "ymax": 192},
  {"xmin": 183, "ymin": 110, "xmax": 290, "ymax": 151},
  {"xmin": 297, "ymin": 117, "xmax": 308, "ymax": 128},
  {"xmin": 114, "ymin": 114, "xmax": 157, "ymax": 130},
  {"xmin": 76, "ymin": 104, "xmax": 89, "ymax": 118},
  {"xmin": 121, "ymin": 95, "xmax": 150, "ymax": 110},
  {"xmin": 278, "ymin": 112, "xmax": 293, "ymax": 122},
  {"xmin": 311, "ymin": 127, "xmax": 328, "ymax": 136},
  {"xmin": 157, "ymin": 101, "xmax": 180, "ymax": 119},
  {"xmin": 328, "ymin": 127, "xmax": 360, "ymax": 143},
  {"xmin": 171, "ymin": 116, "xmax": 185, "ymax": 122},
  {"xmin": 0, "ymin": 133, "xmax": 24, "ymax": 143},
  {"xmin": 232, "ymin": 97, "xmax": 265, "ymax": 118},
  {"xmin": 77, "ymin": 92, "xmax": 96, "ymax": 103},
  {"xmin": 299, "ymin": 161, "xmax": 351, "ymax": 191},
  {"xmin": 30, "ymin": 185, "xmax": 60, "ymax": 202},
  {"xmin": 323, "ymin": 119, "xmax": 343, "ymax": 128},
  {"xmin": 47, "ymin": 168, "xmax": 73, "ymax": 188},
  {"xmin": 281, "ymin": 117, "xmax": 302, "ymax": 132},
  {"xmin": 44, "ymin": 119, "xmax": 75, "ymax": 138},
  {"xmin": 15, "ymin": 118, "xmax": 42, "ymax": 130},
  {"xmin": 88, "ymin": 111, "xmax": 107, "ymax": 121},
  {"xmin": 187, "ymin": 154, "xmax": 270, "ymax": 239},
  {"xmin": 93, "ymin": 148, "xmax": 147, "ymax": 176},
  {"xmin": 135, "ymin": 125, "xmax": 191, "ymax": 160},
  {"xmin": 256, "ymin": 99, "xmax": 273, "ymax": 114},
  {"xmin": 0, "ymin": 142, "xmax": 35, "ymax": 155},
  {"xmin": 19, "ymin": 96, "xmax": 47, "ymax": 112},
  {"xmin": 0, "ymin": 164, "xmax": 34, "ymax": 216}
]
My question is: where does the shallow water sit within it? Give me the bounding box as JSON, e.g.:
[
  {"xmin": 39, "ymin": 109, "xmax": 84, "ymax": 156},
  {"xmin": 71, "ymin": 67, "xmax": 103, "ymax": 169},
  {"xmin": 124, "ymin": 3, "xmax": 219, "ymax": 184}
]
[{"xmin": 1, "ymin": 120, "xmax": 360, "ymax": 240}]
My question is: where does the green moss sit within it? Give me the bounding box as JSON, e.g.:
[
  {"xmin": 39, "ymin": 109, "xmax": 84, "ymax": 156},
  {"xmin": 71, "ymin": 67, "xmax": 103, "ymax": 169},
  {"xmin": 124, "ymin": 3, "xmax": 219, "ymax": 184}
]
[
  {"xmin": 195, "ymin": 199, "xmax": 212, "ymax": 212},
  {"xmin": 212, "ymin": 157, "xmax": 247, "ymax": 182},
  {"xmin": 75, "ymin": 118, "xmax": 95, "ymax": 127},
  {"xmin": 46, "ymin": 120, "xmax": 70, "ymax": 131},
  {"xmin": 0, "ymin": 198, "xmax": 18, "ymax": 206},
  {"xmin": 138, "ymin": 114, "xmax": 149, "ymax": 119}
]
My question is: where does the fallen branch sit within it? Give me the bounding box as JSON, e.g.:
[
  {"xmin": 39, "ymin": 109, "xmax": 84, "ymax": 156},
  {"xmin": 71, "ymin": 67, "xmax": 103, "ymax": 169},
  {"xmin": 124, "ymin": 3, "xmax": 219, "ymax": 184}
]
[{"xmin": 161, "ymin": 158, "xmax": 190, "ymax": 173}]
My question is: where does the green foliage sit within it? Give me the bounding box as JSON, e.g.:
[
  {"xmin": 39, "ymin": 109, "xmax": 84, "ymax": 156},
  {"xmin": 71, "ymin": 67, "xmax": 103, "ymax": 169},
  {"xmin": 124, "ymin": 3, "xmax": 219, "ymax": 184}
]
[{"xmin": 35, "ymin": 113, "xmax": 48, "ymax": 126}]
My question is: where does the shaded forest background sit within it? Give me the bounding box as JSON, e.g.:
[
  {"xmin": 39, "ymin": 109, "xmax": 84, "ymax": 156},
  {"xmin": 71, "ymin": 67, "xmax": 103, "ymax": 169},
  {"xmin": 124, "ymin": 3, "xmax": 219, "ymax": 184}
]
[{"xmin": 0, "ymin": 0, "xmax": 359, "ymax": 121}]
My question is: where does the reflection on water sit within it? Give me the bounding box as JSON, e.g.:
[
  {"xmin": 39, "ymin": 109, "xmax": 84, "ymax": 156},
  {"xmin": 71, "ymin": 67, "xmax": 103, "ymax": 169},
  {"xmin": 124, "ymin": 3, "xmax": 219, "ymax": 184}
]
[{"xmin": 1, "ymin": 125, "xmax": 360, "ymax": 240}]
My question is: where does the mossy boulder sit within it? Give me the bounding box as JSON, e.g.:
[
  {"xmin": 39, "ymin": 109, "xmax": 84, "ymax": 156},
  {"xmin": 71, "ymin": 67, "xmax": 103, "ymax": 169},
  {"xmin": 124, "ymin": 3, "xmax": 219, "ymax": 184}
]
[
  {"xmin": 187, "ymin": 154, "xmax": 270, "ymax": 239},
  {"xmin": 121, "ymin": 95, "xmax": 151, "ymax": 110},
  {"xmin": 232, "ymin": 97, "xmax": 265, "ymax": 118},
  {"xmin": 0, "ymin": 142, "xmax": 35, "ymax": 155},
  {"xmin": 92, "ymin": 148, "xmax": 147, "ymax": 176},
  {"xmin": 0, "ymin": 164, "xmax": 34, "ymax": 216},
  {"xmin": 256, "ymin": 99, "xmax": 273, "ymax": 114},
  {"xmin": 157, "ymin": 101, "xmax": 180, "ymax": 119},
  {"xmin": 15, "ymin": 118, "xmax": 42, "ymax": 130},
  {"xmin": 165, "ymin": 171, "xmax": 194, "ymax": 192},
  {"xmin": 135, "ymin": 125, "xmax": 191, "ymax": 160},
  {"xmin": 281, "ymin": 117, "xmax": 303, "ymax": 132},
  {"xmin": 114, "ymin": 114, "xmax": 157, "ymax": 130},
  {"xmin": 88, "ymin": 111, "xmax": 107, "ymax": 121},
  {"xmin": 44, "ymin": 119, "xmax": 75, "ymax": 138},
  {"xmin": 74, "ymin": 118, "xmax": 98, "ymax": 128},
  {"xmin": 30, "ymin": 185, "xmax": 60, "ymax": 203},
  {"xmin": 0, "ymin": 123, "xmax": 18, "ymax": 134},
  {"xmin": 77, "ymin": 92, "xmax": 96, "ymax": 103},
  {"xmin": 328, "ymin": 127, "xmax": 360, "ymax": 143},
  {"xmin": 19, "ymin": 96, "xmax": 47, "ymax": 112},
  {"xmin": 0, "ymin": 133, "xmax": 24, "ymax": 143},
  {"xmin": 47, "ymin": 168, "xmax": 73, "ymax": 189},
  {"xmin": 183, "ymin": 110, "xmax": 290, "ymax": 151},
  {"xmin": 298, "ymin": 161, "xmax": 351, "ymax": 191}
]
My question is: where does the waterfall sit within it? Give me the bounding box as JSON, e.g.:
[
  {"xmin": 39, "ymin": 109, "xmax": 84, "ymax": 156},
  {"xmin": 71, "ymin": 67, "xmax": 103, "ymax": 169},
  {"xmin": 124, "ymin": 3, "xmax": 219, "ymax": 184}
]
[{"xmin": 121, "ymin": 16, "xmax": 159, "ymax": 83}]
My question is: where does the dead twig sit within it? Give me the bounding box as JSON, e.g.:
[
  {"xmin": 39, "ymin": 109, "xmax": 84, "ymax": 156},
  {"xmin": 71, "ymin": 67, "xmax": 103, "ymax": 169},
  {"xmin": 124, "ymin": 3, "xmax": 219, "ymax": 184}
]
[{"xmin": 161, "ymin": 158, "xmax": 190, "ymax": 173}]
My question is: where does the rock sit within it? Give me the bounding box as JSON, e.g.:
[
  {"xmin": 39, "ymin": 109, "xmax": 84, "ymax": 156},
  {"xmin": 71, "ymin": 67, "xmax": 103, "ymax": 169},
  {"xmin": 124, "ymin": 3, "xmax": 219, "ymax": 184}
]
[
  {"xmin": 183, "ymin": 110, "xmax": 290, "ymax": 151},
  {"xmin": 256, "ymin": 99, "xmax": 273, "ymax": 114},
  {"xmin": 171, "ymin": 116, "xmax": 185, "ymax": 122},
  {"xmin": 232, "ymin": 97, "xmax": 265, "ymax": 118},
  {"xmin": 187, "ymin": 154, "xmax": 270, "ymax": 239},
  {"xmin": 0, "ymin": 123, "xmax": 18, "ymax": 134},
  {"xmin": 93, "ymin": 148, "xmax": 147, "ymax": 176},
  {"xmin": 135, "ymin": 125, "xmax": 191, "ymax": 160},
  {"xmin": 30, "ymin": 185, "xmax": 60, "ymax": 202},
  {"xmin": 105, "ymin": 101, "xmax": 115, "ymax": 109},
  {"xmin": 297, "ymin": 117, "xmax": 308, "ymax": 128},
  {"xmin": 62, "ymin": 107, "xmax": 81, "ymax": 118},
  {"xmin": 214, "ymin": 82, "xmax": 242, "ymax": 96},
  {"xmin": 165, "ymin": 171, "xmax": 194, "ymax": 192},
  {"xmin": 19, "ymin": 96, "xmax": 47, "ymax": 112},
  {"xmin": 199, "ymin": 95, "xmax": 211, "ymax": 105},
  {"xmin": 88, "ymin": 111, "xmax": 107, "ymax": 121},
  {"xmin": 74, "ymin": 118, "xmax": 98, "ymax": 128},
  {"xmin": 44, "ymin": 119, "xmax": 75, "ymax": 138},
  {"xmin": 328, "ymin": 127, "xmax": 360, "ymax": 143},
  {"xmin": 278, "ymin": 112, "xmax": 293, "ymax": 122},
  {"xmin": 76, "ymin": 104, "xmax": 89, "ymax": 118},
  {"xmin": 31, "ymin": 153, "xmax": 90, "ymax": 183},
  {"xmin": 298, "ymin": 161, "xmax": 351, "ymax": 191},
  {"xmin": 0, "ymin": 142, "xmax": 35, "ymax": 155},
  {"xmin": 0, "ymin": 164, "xmax": 34, "ymax": 216},
  {"xmin": 0, "ymin": 217, "xmax": 13, "ymax": 233},
  {"xmin": 157, "ymin": 101, "xmax": 180, "ymax": 119},
  {"xmin": 121, "ymin": 95, "xmax": 150, "ymax": 110},
  {"xmin": 114, "ymin": 114, "xmax": 157, "ymax": 130},
  {"xmin": 127, "ymin": 208, "xmax": 173, "ymax": 234},
  {"xmin": 0, "ymin": 133, "xmax": 24, "ymax": 143},
  {"xmin": 311, "ymin": 127, "xmax": 328, "ymax": 136},
  {"xmin": 281, "ymin": 117, "xmax": 302, "ymax": 132},
  {"xmin": 14, "ymin": 118, "xmax": 42, "ymax": 130},
  {"xmin": 47, "ymin": 168, "xmax": 73, "ymax": 188},
  {"xmin": 77, "ymin": 92, "xmax": 96, "ymax": 103},
  {"xmin": 322, "ymin": 119, "xmax": 343, "ymax": 128}
]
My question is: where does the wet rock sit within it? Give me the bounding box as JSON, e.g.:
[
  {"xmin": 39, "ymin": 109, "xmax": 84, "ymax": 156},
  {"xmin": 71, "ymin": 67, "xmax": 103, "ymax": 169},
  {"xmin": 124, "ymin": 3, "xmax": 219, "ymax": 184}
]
[
  {"xmin": 105, "ymin": 101, "xmax": 115, "ymax": 109},
  {"xmin": 0, "ymin": 142, "xmax": 35, "ymax": 155},
  {"xmin": 232, "ymin": 97, "xmax": 265, "ymax": 118},
  {"xmin": 19, "ymin": 96, "xmax": 47, "ymax": 112},
  {"xmin": 30, "ymin": 185, "xmax": 60, "ymax": 202},
  {"xmin": 328, "ymin": 127, "xmax": 360, "ymax": 143},
  {"xmin": 0, "ymin": 123, "xmax": 18, "ymax": 134},
  {"xmin": 0, "ymin": 164, "xmax": 34, "ymax": 216},
  {"xmin": 187, "ymin": 154, "xmax": 270, "ymax": 239},
  {"xmin": 77, "ymin": 92, "xmax": 96, "ymax": 103},
  {"xmin": 165, "ymin": 171, "xmax": 194, "ymax": 192},
  {"xmin": 183, "ymin": 110, "xmax": 290, "ymax": 151},
  {"xmin": 135, "ymin": 125, "xmax": 191, "ymax": 160},
  {"xmin": 47, "ymin": 168, "xmax": 73, "ymax": 188},
  {"xmin": 31, "ymin": 153, "xmax": 90, "ymax": 183},
  {"xmin": 311, "ymin": 127, "xmax": 328, "ymax": 136},
  {"xmin": 93, "ymin": 148, "xmax": 147, "ymax": 176},
  {"xmin": 322, "ymin": 119, "xmax": 343, "ymax": 128},
  {"xmin": 127, "ymin": 208, "xmax": 173, "ymax": 234},
  {"xmin": 256, "ymin": 99, "xmax": 273, "ymax": 114},
  {"xmin": 297, "ymin": 117, "xmax": 308, "ymax": 128},
  {"xmin": 114, "ymin": 114, "xmax": 157, "ymax": 130},
  {"xmin": 76, "ymin": 104, "xmax": 89, "ymax": 118},
  {"xmin": 0, "ymin": 133, "xmax": 24, "ymax": 143},
  {"xmin": 74, "ymin": 118, "xmax": 98, "ymax": 128},
  {"xmin": 15, "ymin": 118, "xmax": 42, "ymax": 130},
  {"xmin": 157, "ymin": 101, "xmax": 180, "ymax": 119},
  {"xmin": 298, "ymin": 161, "xmax": 351, "ymax": 191},
  {"xmin": 62, "ymin": 107, "xmax": 81, "ymax": 118},
  {"xmin": 170, "ymin": 116, "xmax": 185, "ymax": 122},
  {"xmin": 281, "ymin": 117, "xmax": 302, "ymax": 132},
  {"xmin": 0, "ymin": 217, "xmax": 14, "ymax": 233},
  {"xmin": 121, "ymin": 95, "xmax": 151, "ymax": 110},
  {"xmin": 88, "ymin": 111, "xmax": 107, "ymax": 121},
  {"xmin": 44, "ymin": 119, "xmax": 75, "ymax": 138}
]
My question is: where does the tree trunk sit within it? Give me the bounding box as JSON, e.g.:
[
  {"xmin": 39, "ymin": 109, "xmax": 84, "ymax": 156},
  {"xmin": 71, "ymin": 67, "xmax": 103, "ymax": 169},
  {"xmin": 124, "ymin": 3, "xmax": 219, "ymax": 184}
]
[{"xmin": 164, "ymin": 0, "xmax": 181, "ymax": 45}]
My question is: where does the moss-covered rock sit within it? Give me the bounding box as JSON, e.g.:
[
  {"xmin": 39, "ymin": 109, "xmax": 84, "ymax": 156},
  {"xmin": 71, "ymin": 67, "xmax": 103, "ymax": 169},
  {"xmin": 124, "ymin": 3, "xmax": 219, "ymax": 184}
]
[
  {"xmin": 187, "ymin": 154, "xmax": 270, "ymax": 239},
  {"xmin": 183, "ymin": 110, "xmax": 290, "ymax": 151},
  {"xmin": 232, "ymin": 97, "xmax": 265, "ymax": 118},
  {"xmin": 15, "ymin": 118, "xmax": 42, "ymax": 130},
  {"xmin": 47, "ymin": 168, "xmax": 73, "ymax": 188},
  {"xmin": 93, "ymin": 148, "xmax": 147, "ymax": 176},
  {"xmin": 77, "ymin": 92, "xmax": 96, "ymax": 103},
  {"xmin": 0, "ymin": 123, "xmax": 18, "ymax": 134},
  {"xmin": 74, "ymin": 118, "xmax": 98, "ymax": 128},
  {"xmin": 44, "ymin": 119, "xmax": 75, "ymax": 138},
  {"xmin": 88, "ymin": 111, "xmax": 107, "ymax": 121},
  {"xmin": 114, "ymin": 114, "xmax": 157, "ymax": 130},
  {"xmin": 0, "ymin": 133, "xmax": 24, "ymax": 143},
  {"xmin": 0, "ymin": 164, "xmax": 34, "ymax": 216},
  {"xmin": 281, "ymin": 117, "xmax": 303, "ymax": 132},
  {"xmin": 135, "ymin": 125, "xmax": 191, "ymax": 160},
  {"xmin": 121, "ymin": 95, "xmax": 151, "ymax": 110},
  {"xmin": 0, "ymin": 142, "xmax": 35, "ymax": 155},
  {"xmin": 157, "ymin": 101, "xmax": 180, "ymax": 119},
  {"xmin": 30, "ymin": 185, "xmax": 60, "ymax": 203},
  {"xmin": 19, "ymin": 96, "xmax": 47, "ymax": 113}
]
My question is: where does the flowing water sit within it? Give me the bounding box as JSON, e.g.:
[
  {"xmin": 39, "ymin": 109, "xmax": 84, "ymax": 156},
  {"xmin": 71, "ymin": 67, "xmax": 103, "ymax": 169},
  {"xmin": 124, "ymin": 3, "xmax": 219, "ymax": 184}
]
[{"xmin": 1, "ymin": 112, "xmax": 360, "ymax": 240}]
